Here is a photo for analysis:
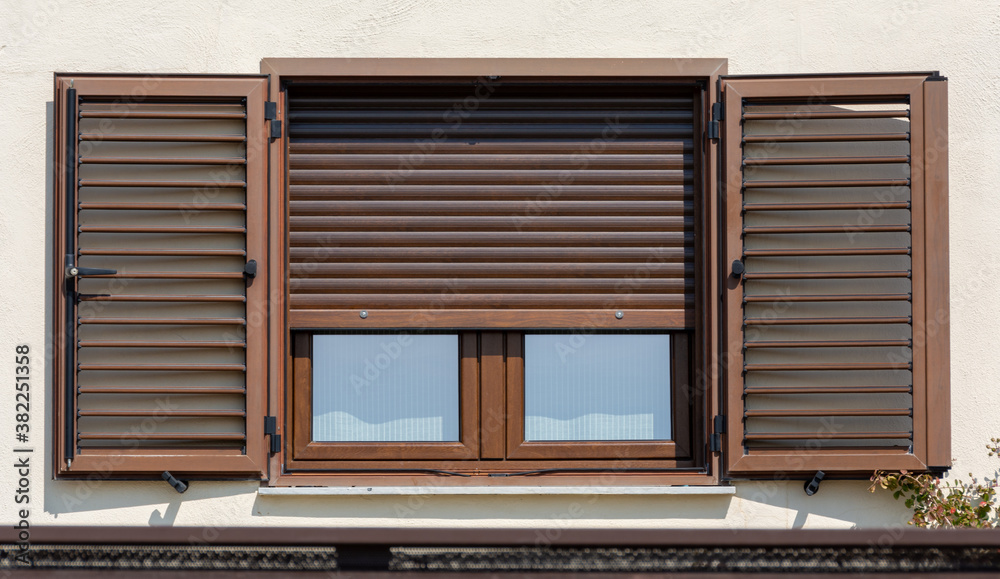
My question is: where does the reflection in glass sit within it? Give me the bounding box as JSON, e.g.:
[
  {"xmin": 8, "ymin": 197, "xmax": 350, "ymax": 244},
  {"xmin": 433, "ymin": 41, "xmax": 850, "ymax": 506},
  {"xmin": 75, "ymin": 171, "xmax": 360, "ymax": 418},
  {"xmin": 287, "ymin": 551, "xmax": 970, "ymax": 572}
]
[
  {"xmin": 312, "ymin": 333, "xmax": 459, "ymax": 442},
  {"xmin": 524, "ymin": 334, "xmax": 671, "ymax": 441}
]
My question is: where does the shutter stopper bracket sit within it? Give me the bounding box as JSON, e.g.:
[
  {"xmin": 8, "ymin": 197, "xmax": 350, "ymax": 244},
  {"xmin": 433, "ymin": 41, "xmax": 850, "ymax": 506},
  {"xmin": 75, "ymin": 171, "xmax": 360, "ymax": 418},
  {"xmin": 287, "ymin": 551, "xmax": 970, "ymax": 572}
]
[
  {"xmin": 804, "ymin": 471, "xmax": 825, "ymax": 496},
  {"xmin": 161, "ymin": 471, "xmax": 188, "ymax": 494}
]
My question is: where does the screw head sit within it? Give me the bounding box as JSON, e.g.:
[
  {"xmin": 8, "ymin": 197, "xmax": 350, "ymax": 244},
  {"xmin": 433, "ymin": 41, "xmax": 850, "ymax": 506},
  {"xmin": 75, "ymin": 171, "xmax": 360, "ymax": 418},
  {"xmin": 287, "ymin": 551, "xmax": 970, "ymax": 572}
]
[
  {"xmin": 615, "ymin": 311, "xmax": 624, "ymax": 319},
  {"xmin": 359, "ymin": 310, "xmax": 368, "ymax": 319}
]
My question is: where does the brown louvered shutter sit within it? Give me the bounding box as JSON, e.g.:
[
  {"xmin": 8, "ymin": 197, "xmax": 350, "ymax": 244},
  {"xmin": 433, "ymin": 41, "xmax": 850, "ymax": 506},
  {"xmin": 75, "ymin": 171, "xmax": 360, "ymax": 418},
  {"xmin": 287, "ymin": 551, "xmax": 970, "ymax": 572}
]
[
  {"xmin": 286, "ymin": 82, "xmax": 696, "ymax": 329},
  {"xmin": 54, "ymin": 75, "xmax": 269, "ymax": 477},
  {"xmin": 721, "ymin": 74, "xmax": 950, "ymax": 476}
]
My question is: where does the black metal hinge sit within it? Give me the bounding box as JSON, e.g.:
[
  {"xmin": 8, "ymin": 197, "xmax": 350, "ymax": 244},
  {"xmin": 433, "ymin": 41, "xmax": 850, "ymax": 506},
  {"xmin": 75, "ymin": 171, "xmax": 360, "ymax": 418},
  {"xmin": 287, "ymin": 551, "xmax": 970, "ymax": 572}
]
[
  {"xmin": 264, "ymin": 416, "xmax": 281, "ymax": 454},
  {"xmin": 264, "ymin": 101, "xmax": 282, "ymax": 139},
  {"xmin": 706, "ymin": 102, "xmax": 723, "ymax": 142},
  {"xmin": 709, "ymin": 415, "xmax": 725, "ymax": 453}
]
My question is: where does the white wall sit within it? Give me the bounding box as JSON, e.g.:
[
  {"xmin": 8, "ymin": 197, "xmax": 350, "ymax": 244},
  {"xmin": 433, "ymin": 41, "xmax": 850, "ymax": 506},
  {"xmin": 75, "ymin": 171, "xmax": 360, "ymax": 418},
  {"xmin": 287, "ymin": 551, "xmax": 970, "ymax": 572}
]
[{"xmin": 1, "ymin": 0, "xmax": 998, "ymax": 530}]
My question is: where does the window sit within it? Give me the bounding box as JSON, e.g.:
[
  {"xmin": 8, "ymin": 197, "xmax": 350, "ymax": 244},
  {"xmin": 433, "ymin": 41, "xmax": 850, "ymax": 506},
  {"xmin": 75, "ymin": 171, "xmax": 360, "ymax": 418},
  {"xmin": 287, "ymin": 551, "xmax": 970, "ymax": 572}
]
[
  {"xmin": 52, "ymin": 61, "xmax": 950, "ymax": 486},
  {"xmin": 289, "ymin": 331, "xmax": 693, "ymax": 472}
]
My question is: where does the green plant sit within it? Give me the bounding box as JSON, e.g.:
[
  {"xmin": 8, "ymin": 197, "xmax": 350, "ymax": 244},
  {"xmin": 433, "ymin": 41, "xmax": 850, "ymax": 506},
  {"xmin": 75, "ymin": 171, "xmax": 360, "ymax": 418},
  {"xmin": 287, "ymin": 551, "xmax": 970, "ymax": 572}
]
[{"xmin": 869, "ymin": 439, "xmax": 1000, "ymax": 528}]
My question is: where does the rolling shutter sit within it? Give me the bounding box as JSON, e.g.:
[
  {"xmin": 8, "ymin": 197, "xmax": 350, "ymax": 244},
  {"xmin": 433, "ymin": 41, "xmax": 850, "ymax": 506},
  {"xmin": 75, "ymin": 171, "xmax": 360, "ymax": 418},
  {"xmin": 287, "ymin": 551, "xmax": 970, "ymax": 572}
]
[
  {"xmin": 721, "ymin": 74, "xmax": 949, "ymax": 476},
  {"xmin": 54, "ymin": 75, "xmax": 270, "ymax": 477},
  {"xmin": 285, "ymin": 82, "xmax": 697, "ymax": 329}
]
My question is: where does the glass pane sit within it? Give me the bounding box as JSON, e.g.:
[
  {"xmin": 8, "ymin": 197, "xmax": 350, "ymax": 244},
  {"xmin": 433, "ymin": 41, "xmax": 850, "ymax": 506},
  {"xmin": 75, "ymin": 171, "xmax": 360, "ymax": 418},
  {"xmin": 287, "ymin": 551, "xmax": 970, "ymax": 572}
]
[
  {"xmin": 524, "ymin": 334, "xmax": 671, "ymax": 441},
  {"xmin": 312, "ymin": 333, "xmax": 459, "ymax": 442}
]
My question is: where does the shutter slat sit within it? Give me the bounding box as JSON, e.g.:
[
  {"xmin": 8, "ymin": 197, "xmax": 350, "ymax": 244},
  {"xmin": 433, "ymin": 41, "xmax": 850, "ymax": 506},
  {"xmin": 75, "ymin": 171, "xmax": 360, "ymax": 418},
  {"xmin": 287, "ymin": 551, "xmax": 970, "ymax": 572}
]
[
  {"xmin": 290, "ymin": 154, "xmax": 691, "ymax": 170},
  {"xmin": 291, "ymin": 215, "xmax": 692, "ymax": 231},
  {"xmin": 289, "ymin": 169, "xmax": 692, "ymax": 185},
  {"xmin": 288, "ymin": 247, "xmax": 693, "ymax": 263},
  {"xmin": 744, "ymin": 432, "xmax": 912, "ymax": 441},
  {"xmin": 79, "ymin": 203, "xmax": 248, "ymax": 210},
  {"xmin": 290, "ymin": 141, "xmax": 694, "ymax": 154},
  {"xmin": 78, "ymin": 317, "xmax": 247, "ymax": 325},
  {"xmin": 743, "ymin": 294, "xmax": 910, "ymax": 303},
  {"xmin": 78, "ymin": 180, "xmax": 247, "ymax": 188},
  {"xmin": 290, "ymin": 294, "xmax": 693, "ymax": 308},
  {"xmin": 78, "ymin": 341, "xmax": 246, "ymax": 348},
  {"xmin": 78, "ymin": 433, "xmax": 247, "ymax": 441},
  {"xmin": 742, "ymin": 155, "xmax": 910, "ymax": 166},
  {"xmin": 290, "ymin": 201, "xmax": 690, "ymax": 216},
  {"xmin": 80, "ymin": 387, "xmax": 247, "ymax": 394},
  {"xmin": 77, "ymin": 295, "xmax": 246, "ymax": 302},
  {"xmin": 79, "ymin": 248, "xmax": 247, "ymax": 256},
  {"xmin": 80, "ymin": 133, "xmax": 247, "ymax": 142},
  {"xmin": 289, "ymin": 278, "xmax": 688, "ymax": 293},
  {"xmin": 288, "ymin": 264, "xmax": 693, "ymax": 279},
  {"xmin": 290, "ymin": 184, "xmax": 693, "ymax": 201},
  {"xmin": 289, "ymin": 231, "xmax": 691, "ymax": 247},
  {"xmin": 722, "ymin": 74, "xmax": 949, "ymax": 476},
  {"xmin": 80, "ymin": 157, "xmax": 247, "ymax": 165},
  {"xmin": 743, "ymin": 133, "xmax": 909, "ymax": 143}
]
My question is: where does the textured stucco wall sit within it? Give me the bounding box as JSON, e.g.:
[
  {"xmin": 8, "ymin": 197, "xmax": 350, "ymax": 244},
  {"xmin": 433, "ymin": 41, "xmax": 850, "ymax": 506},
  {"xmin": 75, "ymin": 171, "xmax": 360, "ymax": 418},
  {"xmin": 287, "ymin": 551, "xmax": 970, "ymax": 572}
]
[{"xmin": 1, "ymin": 0, "xmax": 998, "ymax": 530}]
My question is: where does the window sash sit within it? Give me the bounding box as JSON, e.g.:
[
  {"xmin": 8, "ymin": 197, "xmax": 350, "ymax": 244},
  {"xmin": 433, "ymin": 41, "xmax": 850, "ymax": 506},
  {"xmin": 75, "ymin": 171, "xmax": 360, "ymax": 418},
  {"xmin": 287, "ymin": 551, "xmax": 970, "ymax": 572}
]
[{"xmin": 289, "ymin": 331, "xmax": 694, "ymax": 468}]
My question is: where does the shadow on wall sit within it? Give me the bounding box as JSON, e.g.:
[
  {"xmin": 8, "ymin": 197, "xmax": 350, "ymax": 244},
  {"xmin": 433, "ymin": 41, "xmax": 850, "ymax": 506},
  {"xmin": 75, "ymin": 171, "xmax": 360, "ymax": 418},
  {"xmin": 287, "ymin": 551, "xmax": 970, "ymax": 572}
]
[
  {"xmin": 43, "ymin": 478, "xmax": 265, "ymax": 520},
  {"xmin": 40, "ymin": 100, "xmax": 264, "ymax": 524},
  {"xmin": 734, "ymin": 480, "xmax": 912, "ymax": 529}
]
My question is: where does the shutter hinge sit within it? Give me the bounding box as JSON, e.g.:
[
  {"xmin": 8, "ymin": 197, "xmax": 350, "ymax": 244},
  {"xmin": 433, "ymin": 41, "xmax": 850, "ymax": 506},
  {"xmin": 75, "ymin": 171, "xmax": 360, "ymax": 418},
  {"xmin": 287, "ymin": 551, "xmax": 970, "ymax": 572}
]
[
  {"xmin": 264, "ymin": 101, "xmax": 282, "ymax": 139},
  {"xmin": 709, "ymin": 415, "xmax": 725, "ymax": 453},
  {"xmin": 707, "ymin": 102, "xmax": 723, "ymax": 142},
  {"xmin": 264, "ymin": 416, "xmax": 281, "ymax": 455}
]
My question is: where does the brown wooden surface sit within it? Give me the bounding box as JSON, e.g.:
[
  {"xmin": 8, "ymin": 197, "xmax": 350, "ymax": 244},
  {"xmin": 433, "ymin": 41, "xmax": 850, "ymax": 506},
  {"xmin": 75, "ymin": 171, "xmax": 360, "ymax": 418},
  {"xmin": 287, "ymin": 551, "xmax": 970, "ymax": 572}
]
[
  {"xmin": 290, "ymin": 332, "xmax": 479, "ymax": 461},
  {"xmin": 263, "ymin": 59, "xmax": 726, "ymax": 485},
  {"xmin": 52, "ymin": 74, "xmax": 269, "ymax": 479},
  {"xmin": 284, "ymin": 81, "xmax": 697, "ymax": 328},
  {"xmin": 289, "ymin": 308, "xmax": 693, "ymax": 329},
  {"xmin": 479, "ymin": 332, "xmax": 506, "ymax": 459},
  {"xmin": 922, "ymin": 78, "xmax": 951, "ymax": 469},
  {"xmin": 721, "ymin": 74, "xmax": 948, "ymax": 478}
]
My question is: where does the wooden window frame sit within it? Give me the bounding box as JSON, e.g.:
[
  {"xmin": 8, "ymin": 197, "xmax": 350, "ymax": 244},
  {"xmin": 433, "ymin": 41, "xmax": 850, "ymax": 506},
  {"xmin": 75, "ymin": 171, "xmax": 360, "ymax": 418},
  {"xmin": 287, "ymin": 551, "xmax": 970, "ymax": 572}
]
[
  {"xmin": 291, "ymin": 333, "xmax": 481, "ymax": 461},
  {"xmin": 263, "ymin": 58, "xmax": 728, "ymax": 487},
  {"xmin": 289, "ymin": 331, "xmax": 693, "ymax": 470},
  {"xmin": 45, "ymin": 63, "xmax": 949, "ymax": 486},
  {"xmin": 505, "ymin": 332, "xmax": 692, "ymax": 461}
]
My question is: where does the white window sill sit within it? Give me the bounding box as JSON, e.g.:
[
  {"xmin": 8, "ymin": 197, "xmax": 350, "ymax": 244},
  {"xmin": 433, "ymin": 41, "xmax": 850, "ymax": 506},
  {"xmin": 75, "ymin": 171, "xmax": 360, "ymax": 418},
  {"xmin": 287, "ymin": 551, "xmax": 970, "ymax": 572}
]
[{"xmin": 258, "ymin": 485, "xmax": 736, "ymax": 496}]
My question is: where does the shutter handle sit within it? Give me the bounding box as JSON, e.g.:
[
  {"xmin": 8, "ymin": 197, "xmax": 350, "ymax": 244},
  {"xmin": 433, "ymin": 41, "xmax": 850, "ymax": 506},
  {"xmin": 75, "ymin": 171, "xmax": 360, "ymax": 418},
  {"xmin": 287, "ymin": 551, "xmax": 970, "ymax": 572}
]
[
  {"xmin": 66, "ymin": 265, "xmax": 117, "ymax": 278},
  {"xmin": 730, "ymin": 259, "xmax": 745, "ymax": 277},
  {"xmin": 244, "ymin": 259, "xmax": 257, "ymax": 278}
]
